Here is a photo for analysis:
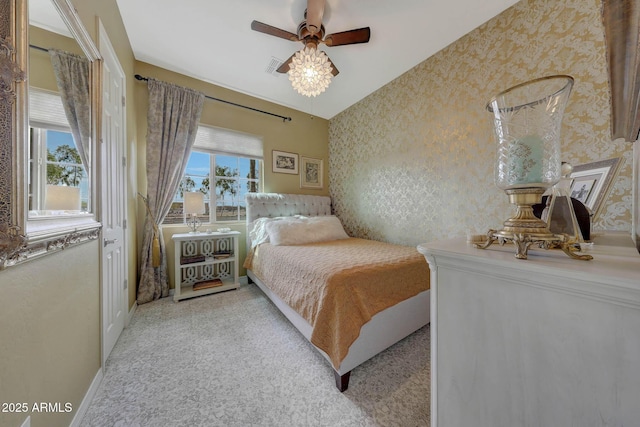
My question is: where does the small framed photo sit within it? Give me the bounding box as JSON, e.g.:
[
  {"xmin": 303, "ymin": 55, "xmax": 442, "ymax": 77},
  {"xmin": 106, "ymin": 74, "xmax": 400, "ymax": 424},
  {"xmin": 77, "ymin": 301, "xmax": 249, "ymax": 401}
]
[
  {"xmin": 570, "ymin": 179, "xmax": 595, "ymax": 204},
  {"xmin": 272, "ymin": 150, "xmax": 298, "ymax": 174},
  {"xmin": 570, "ymin": 157, "xmax": 622, "ymax": 219},
  {"xmin": 300, "ymin": 157, "xmax": 323, "ymax": 189}
]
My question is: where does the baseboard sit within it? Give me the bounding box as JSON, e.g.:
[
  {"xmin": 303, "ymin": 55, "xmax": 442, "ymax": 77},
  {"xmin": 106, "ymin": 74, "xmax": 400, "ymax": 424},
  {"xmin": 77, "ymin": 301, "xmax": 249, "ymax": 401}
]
[
  {"xmin": 69, "ymin": 368, "xmax": 103, "ymax": 427},
  {"xmin": 127, "ymin": 301, "xmax": 137, "ymax": 327}
]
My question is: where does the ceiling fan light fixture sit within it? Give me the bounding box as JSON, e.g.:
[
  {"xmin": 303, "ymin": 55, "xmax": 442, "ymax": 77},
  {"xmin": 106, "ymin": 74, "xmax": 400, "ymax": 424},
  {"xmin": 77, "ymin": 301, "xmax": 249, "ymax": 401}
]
[{"xmin": 288, "ymin": 46, "xmax": 333, "ymax": 97}]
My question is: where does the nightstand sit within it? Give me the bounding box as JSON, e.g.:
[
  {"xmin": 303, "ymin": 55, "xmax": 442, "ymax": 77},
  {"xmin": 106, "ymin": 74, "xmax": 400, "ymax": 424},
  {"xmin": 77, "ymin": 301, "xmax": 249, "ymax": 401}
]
[{"xmin": 171, "ymin": 231, "xmax": 240, "ymax": 302}]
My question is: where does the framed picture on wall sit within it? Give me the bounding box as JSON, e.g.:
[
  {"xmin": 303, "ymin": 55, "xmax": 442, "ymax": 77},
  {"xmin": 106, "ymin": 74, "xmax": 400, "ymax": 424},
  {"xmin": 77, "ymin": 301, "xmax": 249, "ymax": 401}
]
[
  {"xmin": 570, "ymin": 157, "xmax": 622, "ymax": 219},
  {"xmin": 300, "ymin": 157, "xmax": 323, "ymax": 189},
  {"xmin": 272, "ymin": 150, "xmax": 298, "ymax": 174}
]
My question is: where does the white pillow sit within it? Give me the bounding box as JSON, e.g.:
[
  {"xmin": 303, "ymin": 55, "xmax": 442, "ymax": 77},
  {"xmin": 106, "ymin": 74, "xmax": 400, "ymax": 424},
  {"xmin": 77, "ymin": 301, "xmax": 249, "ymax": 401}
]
[
  {"xmin": 266, "ymin": 215, "xmax": 349, "ymax": 246},
  {"xmin": 248, "ymin": 215, "xmax": 306, "ymax": 247}
]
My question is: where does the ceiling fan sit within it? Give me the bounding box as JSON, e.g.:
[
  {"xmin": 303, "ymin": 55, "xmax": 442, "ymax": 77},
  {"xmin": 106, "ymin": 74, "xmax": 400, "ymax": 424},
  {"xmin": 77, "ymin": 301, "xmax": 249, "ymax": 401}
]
[{"xmin": 250, "ymin": 0, "xmax": 371, "ymax": 77}]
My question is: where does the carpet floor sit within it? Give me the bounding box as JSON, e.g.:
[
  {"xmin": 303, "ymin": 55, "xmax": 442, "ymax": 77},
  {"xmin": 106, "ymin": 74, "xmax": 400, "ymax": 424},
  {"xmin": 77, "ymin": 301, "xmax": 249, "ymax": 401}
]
[{"xmin": 81, "ymin": 283, "xmax": 430, "ymax": 427}]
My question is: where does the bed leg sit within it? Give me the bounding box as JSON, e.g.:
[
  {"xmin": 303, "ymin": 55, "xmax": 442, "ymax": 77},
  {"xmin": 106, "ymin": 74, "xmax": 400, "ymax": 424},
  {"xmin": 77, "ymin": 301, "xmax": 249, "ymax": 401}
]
[{"xmin": 334, "ymin": 370, "xmax": 351, "ymax": 392}]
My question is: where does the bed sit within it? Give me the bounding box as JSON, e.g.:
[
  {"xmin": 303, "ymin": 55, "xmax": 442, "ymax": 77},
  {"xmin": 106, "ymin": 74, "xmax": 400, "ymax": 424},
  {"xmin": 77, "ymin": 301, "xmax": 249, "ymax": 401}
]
[{"xmin": 244, "ymin": 193, "xmax": 430, "ymax": 391}]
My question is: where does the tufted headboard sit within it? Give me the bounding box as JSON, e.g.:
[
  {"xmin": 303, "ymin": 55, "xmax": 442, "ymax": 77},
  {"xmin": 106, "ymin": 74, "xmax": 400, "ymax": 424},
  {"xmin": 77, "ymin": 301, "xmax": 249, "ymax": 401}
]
[
  {"xmin": 245, "ymin": 193, "xmax": 332, "ymax": 223},
  {"xmin": 245, "ymin": 193, "xmax": 332, "ymax": 248}
]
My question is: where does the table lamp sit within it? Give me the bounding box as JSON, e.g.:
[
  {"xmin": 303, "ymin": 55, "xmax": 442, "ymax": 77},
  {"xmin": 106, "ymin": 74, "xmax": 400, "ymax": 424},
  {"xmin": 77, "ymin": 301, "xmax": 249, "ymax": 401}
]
[{"xmin": 184, "ymin": 192, "xmax": 205, "ymax": 234}]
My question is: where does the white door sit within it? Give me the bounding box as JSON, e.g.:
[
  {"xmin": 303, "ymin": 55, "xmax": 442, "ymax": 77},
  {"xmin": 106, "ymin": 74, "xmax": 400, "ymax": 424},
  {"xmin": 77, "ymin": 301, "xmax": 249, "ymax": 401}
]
[{"xmin": 99, "ymin": 21, "xmax": 127, "ymax": 365}]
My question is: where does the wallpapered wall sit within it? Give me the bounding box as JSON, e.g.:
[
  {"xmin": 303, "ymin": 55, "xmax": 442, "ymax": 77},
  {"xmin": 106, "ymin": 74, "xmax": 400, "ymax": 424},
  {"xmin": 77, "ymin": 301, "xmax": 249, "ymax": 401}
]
[{"xmin": 329, "ymin": 0, "xmax": 633, "ymax": 246}]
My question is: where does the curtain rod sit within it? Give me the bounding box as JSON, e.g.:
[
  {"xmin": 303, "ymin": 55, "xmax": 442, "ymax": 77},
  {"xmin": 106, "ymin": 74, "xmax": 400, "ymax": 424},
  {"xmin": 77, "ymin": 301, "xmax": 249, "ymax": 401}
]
[
  {"xmin": 134, "ymin": 74, "xmax": 292, "ymax": 122},
  {"xmin": 29, "ymin": 44, "xmax": 49, "ymax": 52}
]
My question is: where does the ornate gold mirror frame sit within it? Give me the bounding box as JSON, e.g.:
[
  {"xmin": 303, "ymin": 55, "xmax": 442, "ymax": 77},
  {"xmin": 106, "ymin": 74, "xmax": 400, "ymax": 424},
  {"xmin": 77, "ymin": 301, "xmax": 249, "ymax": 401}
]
[
  {"xmin": 602, "ymin": 0, "xmax": 640, "ymax": 142},
  {"xmin": 0, "ymin": 0, "xmax": 102, "ymax": 269},
  {"xmin": 602, "ymin": 0, "xmax": 640, "ymax": 250}
]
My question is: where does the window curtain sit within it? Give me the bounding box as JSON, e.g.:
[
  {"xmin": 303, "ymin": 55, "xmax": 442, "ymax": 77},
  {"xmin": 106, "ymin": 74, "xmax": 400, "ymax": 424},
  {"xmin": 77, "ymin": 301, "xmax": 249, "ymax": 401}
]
[
  {"xmin": 49, "ymin": 48, "xmax": 91, "ymax": 173},
  {"xmin": 137, "ymin": 78, "xmax": 205, "ymax": 304}
]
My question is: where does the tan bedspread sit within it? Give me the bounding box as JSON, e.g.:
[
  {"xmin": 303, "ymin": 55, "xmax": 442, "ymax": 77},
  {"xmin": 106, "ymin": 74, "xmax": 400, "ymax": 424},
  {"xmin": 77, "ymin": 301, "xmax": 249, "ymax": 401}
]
[{"xmin": 244, "ymin": 237, "xmax": 430, "ymax": 368}]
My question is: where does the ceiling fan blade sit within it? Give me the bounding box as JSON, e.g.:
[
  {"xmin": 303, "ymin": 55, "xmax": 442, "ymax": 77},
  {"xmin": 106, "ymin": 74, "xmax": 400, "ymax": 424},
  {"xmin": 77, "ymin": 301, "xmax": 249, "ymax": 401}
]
[
  {"xmin": 276, "ymin": 54, "xmax": 295, "ymax": 73},
  {"xmin": 327, "ymin": 56, "xmax": 339, "ymax": 76},
  {"xmin": 323, "ymin": 27, "xmax": 371, "ymax": 47},
  {"xmin": 251, "ymin": 20, "xmax": 299, "ymax": 42},
  {"xmin": 305, "ymin": 0, "xmax": 326, "ymax": 36}
]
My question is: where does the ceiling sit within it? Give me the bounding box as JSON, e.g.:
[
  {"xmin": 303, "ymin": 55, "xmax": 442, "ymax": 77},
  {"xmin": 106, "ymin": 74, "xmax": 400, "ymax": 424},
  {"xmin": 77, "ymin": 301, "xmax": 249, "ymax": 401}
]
[{"xmin": 33, "ymin": 0, "xmax": 521, "ymax": 119}]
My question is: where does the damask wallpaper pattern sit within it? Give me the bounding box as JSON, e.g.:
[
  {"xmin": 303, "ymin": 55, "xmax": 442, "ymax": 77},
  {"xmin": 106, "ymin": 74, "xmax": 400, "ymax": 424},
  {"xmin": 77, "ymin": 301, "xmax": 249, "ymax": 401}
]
[{"xmin": 329, "ymin": 0, "xmax": 633, "ymax": 246}]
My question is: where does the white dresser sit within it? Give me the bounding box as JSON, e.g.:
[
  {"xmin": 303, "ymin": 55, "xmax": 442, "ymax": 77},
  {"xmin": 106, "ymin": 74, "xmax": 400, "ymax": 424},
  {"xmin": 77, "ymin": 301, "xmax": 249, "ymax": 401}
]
[{"xmin": 418, "ymin": 234, "xmax": 640, "ymax": 427}]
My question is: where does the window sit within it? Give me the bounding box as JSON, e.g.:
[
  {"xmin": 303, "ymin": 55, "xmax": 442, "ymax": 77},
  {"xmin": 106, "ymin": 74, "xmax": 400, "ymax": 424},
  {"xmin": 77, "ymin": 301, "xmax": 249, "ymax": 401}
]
[
  {"xmin": 28, "ymin": 88, "xmax": 88, "ymax": 213},
  {"xmin": 164, "ymin": 125, "xmax": 263, "ymax": 224}
]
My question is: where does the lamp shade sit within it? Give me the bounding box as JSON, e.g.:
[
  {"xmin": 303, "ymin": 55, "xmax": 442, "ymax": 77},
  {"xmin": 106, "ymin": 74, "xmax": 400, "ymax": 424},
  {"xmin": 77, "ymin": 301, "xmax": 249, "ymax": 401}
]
[
  {"xmin": 45, "ymin": 185, "xmax": 80, "ymax": 210},
  {"xmin": 184, "ymin": 192, "xmax": 205, "ymax": 215}
]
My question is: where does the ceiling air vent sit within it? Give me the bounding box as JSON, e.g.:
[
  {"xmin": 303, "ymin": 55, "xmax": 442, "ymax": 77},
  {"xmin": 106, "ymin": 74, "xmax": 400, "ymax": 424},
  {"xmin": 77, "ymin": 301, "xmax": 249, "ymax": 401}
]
[{"xmin": 265, "ymin": 57, "xmax": 284, "ymax": 76}]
